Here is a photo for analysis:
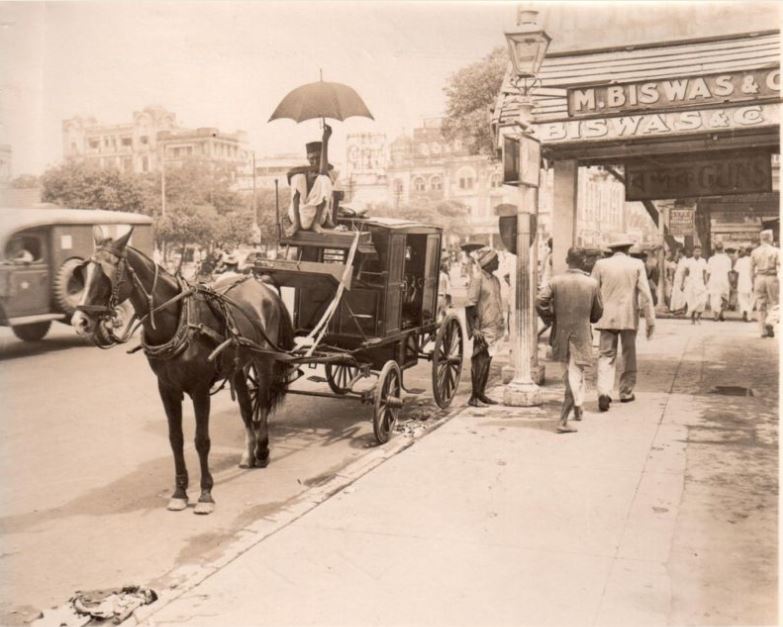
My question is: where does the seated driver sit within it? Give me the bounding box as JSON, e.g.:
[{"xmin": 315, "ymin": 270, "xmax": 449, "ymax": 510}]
[{"xmin": 285, "ymin": 123, "xmax": 337, "ymax": 237}]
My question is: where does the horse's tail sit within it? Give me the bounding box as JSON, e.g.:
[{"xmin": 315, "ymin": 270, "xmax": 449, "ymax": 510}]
[{"xmin": 268, "ymin": 293, "xmax": 295, "ymax": 413}]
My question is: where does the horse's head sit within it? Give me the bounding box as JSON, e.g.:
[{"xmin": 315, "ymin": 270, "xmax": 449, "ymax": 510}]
[{"xmin": 71, "ymin": 226, "xmax": 135, "ymax": 346}]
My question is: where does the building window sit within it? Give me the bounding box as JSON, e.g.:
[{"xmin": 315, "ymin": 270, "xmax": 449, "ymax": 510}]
[
  {"xmin": 430, "ymin": 175, "xmax": 443, "ymax": 191},
  {"xmin": 393, "ymin": 179, "xmax": 404, "ymax": 195},
  {"xmin": 139, "ymin": 136, "xmax": 149, "ymax": 145},
  {"xmin": 458, "ymin": 173, "xmax": 475, "ymax": 190},
  {"xmin": 89, "ymin": 139, "xmax": 99, "ymax": 150},
  {"xmin": 413, "ymin": 176, "xmax": 426, "ymax": 192},
  {"xmin": 121, "ymin": 137, "xmax": 132, "ymax": 147},
  {"xmin": 142, "ymin": 156, "xmax": 149, "ymax": 172},
  {"xmin": 123, "ymin": 157, "xmax": 133, "ymax": 172},
  {"xmin": 490, "ymin": 173, "xmax": 501, "ymax": 188}
]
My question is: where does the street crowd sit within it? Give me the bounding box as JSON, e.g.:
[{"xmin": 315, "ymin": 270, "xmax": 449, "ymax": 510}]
[{"xmin": 462, "ymin": 228, "xmax": 780, "ymax": 433}]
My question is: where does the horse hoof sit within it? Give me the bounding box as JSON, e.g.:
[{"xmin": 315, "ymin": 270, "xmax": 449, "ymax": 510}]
[
  {"xmin": 167, "ymin": 498, "xmax": 188, "ymax": 511},
  {"xmin": 254, "ymin": 457, "xmax": 269, "ymax": 469},
  {"xmin": 194, "ymin": 501, "xmax": 215, "ymax": 515}
]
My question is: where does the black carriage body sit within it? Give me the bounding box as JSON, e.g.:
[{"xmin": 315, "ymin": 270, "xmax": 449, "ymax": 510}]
[{"xmin": 254, "ymin": 218, "xmax": 442, "ymax": 371}]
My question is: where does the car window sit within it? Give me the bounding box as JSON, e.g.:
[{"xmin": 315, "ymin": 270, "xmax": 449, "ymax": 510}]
[{"xmin": 5, "ymin": 233, "xmax": 44, "ymax": 263}]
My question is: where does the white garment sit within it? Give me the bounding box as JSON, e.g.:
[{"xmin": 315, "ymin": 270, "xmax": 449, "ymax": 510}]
[
  {"xmin": 735, "ymin": 256, "xmax": 753, "ymax": 293},
  {"xmin": 707, "ymin": 253, "xmax": 732, "ymax": 297},
  {"xmin": 684, "ymin": 257, "xmax": 708, "ymax": 314},
  {"xmin": 288, "ymin": 173, "xmax": 334, "ymax": 230}
]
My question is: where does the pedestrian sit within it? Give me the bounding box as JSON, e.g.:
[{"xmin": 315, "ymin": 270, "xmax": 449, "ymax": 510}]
[
  {"xmin": 669, "ymin": 247, "xmax": 688, "ymax": 315},
  {"xmin": 682, "ymin": 246, "xmax": 708, "ymax": 324},
  {"xmin": 536, "ymin": 248, "xmax": 603, "ymax": 433},
  {"xmin": 465, "ymin": 248, "xmax": 505, "ymax": 407},
  {"xmin": 750, "ymin": 229, "xmax": 780, "ymax": 338},
  {"xmin": 706, "ymin": 241, "xmax": 732, "ymax": 321},
  {"xmin": 734, "ymin": 246, "xmax": 754, "ymax": 322},
  {"xmin": 591, "ymin": 235, "xmax": 655, "ymax": 411}
]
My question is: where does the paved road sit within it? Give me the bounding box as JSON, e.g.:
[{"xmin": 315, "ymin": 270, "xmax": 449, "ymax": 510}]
[{"xmin": 0, "ymin": 320, "xmax": 469, "ymax": 624}]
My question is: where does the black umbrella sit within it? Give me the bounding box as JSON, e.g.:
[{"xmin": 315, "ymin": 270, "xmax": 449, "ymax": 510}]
[{"xmin": 269, "ymin": 80, "xmax": 374, "ymax": 123}]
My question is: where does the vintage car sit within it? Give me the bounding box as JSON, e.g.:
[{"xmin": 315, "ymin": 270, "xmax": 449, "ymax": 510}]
[{"xmin": 0, "ymin": 207, "xmax": 154, "ymax": 341}]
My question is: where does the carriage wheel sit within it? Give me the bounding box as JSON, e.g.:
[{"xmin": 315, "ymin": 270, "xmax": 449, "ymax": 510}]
[
  {"xmin": 373, "ymin": 360, "xmax": 402, "ymax": 444},
  {"xmin": 325, "ymin": 363, "xmax": 359, "ymax": 395},
  {"xmin": 432, "ymin": 314, "xmax": 464, "ymax": 409}
]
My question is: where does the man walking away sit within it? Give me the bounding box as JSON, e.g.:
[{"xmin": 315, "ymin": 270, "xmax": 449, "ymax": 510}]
[
  {"xmin": 465, "ymin": 248, "xmax": 505, "ymax": 407},
  {"xmin": 707, "ymin": 241, "xmax": 732, "ymax": 321},
  {"xmin": 537, "ymin": 248, "xmax": 603, "ymax": 433},
  {"xmin": 750, "ymin": 229, "xmax": 780, "ymax": 338},
  {"xmin": 735, "ymin": 247, "xmax": 754, "ymax": 322},
  {"xmin": 591, "ymin": 236, "xmax": 655, "ymax": 412}
]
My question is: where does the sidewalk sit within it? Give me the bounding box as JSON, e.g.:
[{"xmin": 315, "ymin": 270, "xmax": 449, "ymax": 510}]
[{"xmin": 138, "ymin": 318, "xmax": 777, "ymax": 627}]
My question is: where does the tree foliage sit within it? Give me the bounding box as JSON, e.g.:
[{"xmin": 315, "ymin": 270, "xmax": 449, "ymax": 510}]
[
  {"xmin": 41, "ymin": 161, "xmax": 147, "ymax": 213},
  {"xmin": 10, "ymin": 174, "xmax": 39, "ymax": 189},
  {"xmin": 442, "ymin": 46, "xmax": 508, "ymax": 157}
]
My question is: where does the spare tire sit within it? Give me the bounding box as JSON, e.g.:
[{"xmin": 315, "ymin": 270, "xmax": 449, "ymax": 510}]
[{"xmin": 53, "ymin": 257, "xmax": 86, "ymax": 318}]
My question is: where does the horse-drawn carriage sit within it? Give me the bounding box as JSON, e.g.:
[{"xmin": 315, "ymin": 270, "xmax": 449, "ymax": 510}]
[{"xmin": 251, "ymin": 215, "xmax": 464, "ymax": 443}]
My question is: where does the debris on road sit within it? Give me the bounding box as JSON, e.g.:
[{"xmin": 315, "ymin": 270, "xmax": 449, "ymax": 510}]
[{"xmin": 34, "ymin": 586, "xmax": 157, "ymax": 627}]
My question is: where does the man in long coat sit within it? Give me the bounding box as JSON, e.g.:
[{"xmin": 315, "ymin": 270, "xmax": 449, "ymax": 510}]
[
  {"xmin": 706, "ymin": 241, "xmax": 732, "ymax": 321},
  {"xmin": 537, "ymin": 248, "xmax": 603, "ymax": 433},
  {"xmin": 591, "ymin": 236, "xmax": 656, "ymax": 411}
]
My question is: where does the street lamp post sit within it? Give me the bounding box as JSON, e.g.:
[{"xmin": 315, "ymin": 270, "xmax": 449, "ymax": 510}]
[{"xmin": 501, "ymin": 6, "xmax": 550, "ymax": 408}]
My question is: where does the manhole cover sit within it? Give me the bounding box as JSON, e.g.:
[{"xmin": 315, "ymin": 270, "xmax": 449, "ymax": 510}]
[{"xmin": 711, "ymin": 385, "xmax": 754, "ymax": 397}]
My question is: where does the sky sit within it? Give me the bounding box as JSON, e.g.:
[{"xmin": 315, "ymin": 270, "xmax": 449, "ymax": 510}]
[{"xmin": 1, "ymin": 1, "xmax": 780, "ymax": 176}]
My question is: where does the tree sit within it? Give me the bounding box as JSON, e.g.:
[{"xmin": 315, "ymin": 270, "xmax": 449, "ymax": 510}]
[
  {"xmin": 41, "ymin": 161, "xmax": 147, "ymax": 213},
  {"xmin": 10, "ymin": 174, "xmax": 39, "ymax": 189},
  {"xmin": 442, "ymin": 46, "xmax": 508, "ymax": 157}
]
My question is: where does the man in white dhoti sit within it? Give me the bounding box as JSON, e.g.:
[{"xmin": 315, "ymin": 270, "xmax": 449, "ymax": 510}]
[
  {"xmin": 734, "ymin": 247, "xmax": 754, "ymax": 322},
  {"xmin": 285, "ymin": 124, "xmax": 336, "ymax": 236},
  {"xmin": 706, "ymin": 241, "xmax": 732, "ymax": 321}
]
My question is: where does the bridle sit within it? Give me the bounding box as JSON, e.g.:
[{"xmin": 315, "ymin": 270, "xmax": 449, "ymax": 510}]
[{"xmin": 76, "ymin": 246, "xmax": 162, "ymax": 345}]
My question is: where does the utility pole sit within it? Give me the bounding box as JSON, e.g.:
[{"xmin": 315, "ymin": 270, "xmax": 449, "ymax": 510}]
[{"xmin": 160, "ymin": 146, "xmax": 166, "ymax": 217}]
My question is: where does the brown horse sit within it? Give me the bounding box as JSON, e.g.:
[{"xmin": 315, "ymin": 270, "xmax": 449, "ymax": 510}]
[{"xmin": 72, "ymin": 227, "xmax": 294, "ymax": 514}]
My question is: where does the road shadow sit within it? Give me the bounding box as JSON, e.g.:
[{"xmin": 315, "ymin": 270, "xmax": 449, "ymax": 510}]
[{"xmin": 0, "ymin": 333, "xmax": 89, "ymax": 361}]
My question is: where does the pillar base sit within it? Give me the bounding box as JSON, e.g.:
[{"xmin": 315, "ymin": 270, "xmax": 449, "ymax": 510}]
[
  {"xmin": 503, "ymin": 379, "xmax": 543, "ymax": 407},
  {"xmin": 501, "ymin": 364, "xmax": 546, "ymax": 386}
]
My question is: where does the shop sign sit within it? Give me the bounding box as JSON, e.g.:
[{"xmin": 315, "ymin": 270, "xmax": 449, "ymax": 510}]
[
  {"xmin": 567, "ymin": 68, "xmax": 780, "ymax": 117},
  {"xmin": 669, "ymin": 208, "xmax": 695, "ymax": 236},
  {"xmin": 626, "ymin": 153, "xmax": 772, "ymax": 201},
  {"xmin": 536, "ymin": 103, "xmax": 778, "ymax": 144}
]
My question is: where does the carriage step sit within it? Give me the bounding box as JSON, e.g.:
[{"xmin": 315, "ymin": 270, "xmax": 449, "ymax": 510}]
[
  {"xmin": 403, "ymin": 387, "xmax": 426, "ymax": 395},
  {"xmin": 307, "ymin": 375, "xmax": 328, "ymax": 383}
]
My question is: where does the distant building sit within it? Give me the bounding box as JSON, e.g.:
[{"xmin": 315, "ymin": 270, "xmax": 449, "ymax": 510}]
[
  {"xmin": 343, "ymin": 132, "xmax": 389, "ymax": 207},
  {"xmin": 62, "ymin": 106, "xmax": 250, "ymax": 175}
]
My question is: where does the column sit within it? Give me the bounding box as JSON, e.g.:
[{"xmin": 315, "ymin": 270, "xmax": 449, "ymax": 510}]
[
  {"xmin": 552, "ymin": 159, "xmax": 578, "ymax": 275},
  {"xmin": 503, "ymin": 183, "xmax": 542, "ymax": 407}
]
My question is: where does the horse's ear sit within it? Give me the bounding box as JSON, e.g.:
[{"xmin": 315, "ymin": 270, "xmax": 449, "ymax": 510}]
[
  {"xmin": 113, "ymin": 227, "xmax": 134, "ymax": 252},
  {"xmin": 93, "ymin": 225, "xmax": 105, "ymax": 246}
]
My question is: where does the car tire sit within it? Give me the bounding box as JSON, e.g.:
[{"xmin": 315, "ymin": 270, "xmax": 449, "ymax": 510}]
[
  {"xmin": 52, "ymin": 257, "xmax": 86, "ymax": 319},
  {"xmin": 12, "ymin": 321, "xmax": 51, "ymax": 342}
]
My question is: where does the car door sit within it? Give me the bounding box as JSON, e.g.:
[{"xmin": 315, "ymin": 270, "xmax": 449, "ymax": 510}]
[{"xmin": 2, "ymin": 232, "xmax": 50, "ymax": 318}]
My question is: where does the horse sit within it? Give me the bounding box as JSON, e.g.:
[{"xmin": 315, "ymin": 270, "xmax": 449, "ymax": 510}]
[{"xmin": 72, "ymin": 227, "xmax": 294, "ymax": 515}]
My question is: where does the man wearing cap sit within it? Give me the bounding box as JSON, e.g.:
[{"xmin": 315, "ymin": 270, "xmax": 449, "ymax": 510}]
[
  {"xmin": 285, "ymin": 123, "xmax": 337, "ymax": 236},
  {"xmin": 750, "ymin": 229, "xmax": 780, "ymax": 338},
  {"xmin": 537, "ymin": 248, "xmax": 603, "ymax": 433},
  {"xmin": 706, "ymin": 241, "xmax": 732, "ymax": 321},
  {"xmin": 591, "ymin": 236, "xmax": 655, "ymax": 411},
  {"xmin": 465, "ymin": 248, "xmax": 505, "ymax": 407}
]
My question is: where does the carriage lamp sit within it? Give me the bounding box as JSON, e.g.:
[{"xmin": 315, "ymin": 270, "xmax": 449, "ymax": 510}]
[{"xmin": 504, "ymin": 9, "xmax": 550, "ymax": 80}]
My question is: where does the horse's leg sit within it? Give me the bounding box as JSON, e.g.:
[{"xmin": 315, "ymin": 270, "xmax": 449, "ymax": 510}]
[
  {"xmin": 192, "ymin": 390, "xmax": 215, "ymax": 515},
  {"xmin": 159, "ymin": 381, "xmax": 188, "ymax": 511},
  {"xmin": 252, "ymin": 361, "xmax": 272, "ymax": 468},
  {"xmin": 234, "ymin": 371, "xmax": 257, "ymax": 469}
]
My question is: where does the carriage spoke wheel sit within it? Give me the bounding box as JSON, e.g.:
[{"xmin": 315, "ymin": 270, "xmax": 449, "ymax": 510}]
[
  {"xmin": 432, "ymin": 314, "xmax": 464, "ymax": 409},
  {"xmin": 373, "ymin": 361, "xmax": 402, "ymax": 445},
  {"xmin": 325, "ymin": 363, "xmax": 359, "ymax": 395}
]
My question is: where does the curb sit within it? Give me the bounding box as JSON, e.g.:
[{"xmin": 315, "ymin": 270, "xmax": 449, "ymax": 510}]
[{"xmin": 131, "ymin": 396, "xmax": 466, "ymax": 625}]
